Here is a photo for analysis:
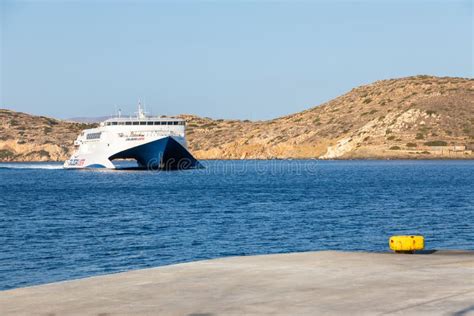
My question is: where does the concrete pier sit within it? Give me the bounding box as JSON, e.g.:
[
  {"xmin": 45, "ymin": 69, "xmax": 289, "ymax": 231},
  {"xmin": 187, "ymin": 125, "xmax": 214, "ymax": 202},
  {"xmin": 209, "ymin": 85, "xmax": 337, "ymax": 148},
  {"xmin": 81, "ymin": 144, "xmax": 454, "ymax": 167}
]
[{"xmin": 1, "ymin": 251, "xmax": 473, "ymax": 315}]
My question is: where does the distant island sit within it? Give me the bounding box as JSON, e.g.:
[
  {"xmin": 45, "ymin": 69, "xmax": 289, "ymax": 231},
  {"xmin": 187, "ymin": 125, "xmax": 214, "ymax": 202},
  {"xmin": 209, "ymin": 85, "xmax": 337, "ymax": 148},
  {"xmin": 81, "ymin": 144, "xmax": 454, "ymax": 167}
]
[{"xmin": 1, "ymin": 75, "xmax": 473, "ymax": 162}]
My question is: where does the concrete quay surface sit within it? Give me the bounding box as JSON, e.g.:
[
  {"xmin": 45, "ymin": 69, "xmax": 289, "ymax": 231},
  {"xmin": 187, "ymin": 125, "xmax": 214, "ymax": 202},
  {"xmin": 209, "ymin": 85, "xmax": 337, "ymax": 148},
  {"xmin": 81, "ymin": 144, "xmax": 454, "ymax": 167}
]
[{"xmin": 1, "ymin": 251, "xmax": 473, "ymax": 316}]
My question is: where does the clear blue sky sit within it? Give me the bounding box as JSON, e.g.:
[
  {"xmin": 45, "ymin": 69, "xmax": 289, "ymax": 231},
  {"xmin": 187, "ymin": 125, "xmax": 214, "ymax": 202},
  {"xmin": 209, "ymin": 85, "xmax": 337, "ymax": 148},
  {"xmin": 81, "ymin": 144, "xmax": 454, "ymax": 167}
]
[{"xmin": 1, "ymin": 1, "xmax": 472, "ymax": 120}]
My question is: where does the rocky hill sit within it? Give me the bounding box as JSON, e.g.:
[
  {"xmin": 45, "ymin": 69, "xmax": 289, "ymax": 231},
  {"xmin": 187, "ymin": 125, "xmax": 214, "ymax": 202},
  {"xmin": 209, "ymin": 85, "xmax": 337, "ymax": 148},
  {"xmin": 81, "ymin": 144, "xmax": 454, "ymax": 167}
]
[
  {"xmin": 185, "ymin": 75, "xmax": 473, "ymax": 159},
  {"xmin": 0, "ymin": 111, "xmax": 96, "ymax": 161},
  {"xmin": 1, "ymin": 75, "xmax": 473, "ymax": 162}
]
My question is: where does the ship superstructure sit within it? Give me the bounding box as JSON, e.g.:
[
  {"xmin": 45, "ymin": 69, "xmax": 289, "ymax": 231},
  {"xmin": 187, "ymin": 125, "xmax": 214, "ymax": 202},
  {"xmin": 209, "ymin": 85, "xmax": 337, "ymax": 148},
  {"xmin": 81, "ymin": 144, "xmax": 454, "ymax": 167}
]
[{"xmin": 64, "ymin": 105, "xmax": 201, "ymax": 170}]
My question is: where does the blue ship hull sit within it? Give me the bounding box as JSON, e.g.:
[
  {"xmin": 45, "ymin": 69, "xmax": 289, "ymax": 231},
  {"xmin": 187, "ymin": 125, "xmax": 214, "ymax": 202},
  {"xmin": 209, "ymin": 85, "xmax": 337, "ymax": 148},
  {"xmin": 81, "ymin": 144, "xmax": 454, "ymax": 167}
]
[{"xmin": 109, "ymin": 137, "xmax": 202, "ymax": 170}]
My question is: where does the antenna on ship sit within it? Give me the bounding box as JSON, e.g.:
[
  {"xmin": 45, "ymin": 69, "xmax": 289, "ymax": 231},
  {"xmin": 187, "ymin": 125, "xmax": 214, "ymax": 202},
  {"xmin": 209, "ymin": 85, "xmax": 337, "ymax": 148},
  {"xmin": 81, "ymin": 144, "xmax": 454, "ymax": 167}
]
[
  {"xmin": 136, "ymin": 99, "xmax": 147, "ymax": 119},
  {"xmin": 113, "ymin": 105, "xmax": 122, "ymax": 119}
]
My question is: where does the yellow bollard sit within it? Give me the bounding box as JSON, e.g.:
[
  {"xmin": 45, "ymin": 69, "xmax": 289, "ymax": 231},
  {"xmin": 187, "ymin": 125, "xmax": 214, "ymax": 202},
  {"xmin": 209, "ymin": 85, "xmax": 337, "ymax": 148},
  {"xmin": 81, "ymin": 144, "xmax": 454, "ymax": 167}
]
[{"xmin": 389, "ymin": 235, "xmax": 424, "ymax": 253}]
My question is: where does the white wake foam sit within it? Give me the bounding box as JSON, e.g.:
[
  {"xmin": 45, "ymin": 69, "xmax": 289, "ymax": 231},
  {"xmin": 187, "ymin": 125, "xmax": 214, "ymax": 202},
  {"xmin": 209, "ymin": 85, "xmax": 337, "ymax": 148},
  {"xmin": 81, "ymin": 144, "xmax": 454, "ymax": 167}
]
[{"xmin": 0, "ymin": 163, "xmax": 64, "ymax": 170}]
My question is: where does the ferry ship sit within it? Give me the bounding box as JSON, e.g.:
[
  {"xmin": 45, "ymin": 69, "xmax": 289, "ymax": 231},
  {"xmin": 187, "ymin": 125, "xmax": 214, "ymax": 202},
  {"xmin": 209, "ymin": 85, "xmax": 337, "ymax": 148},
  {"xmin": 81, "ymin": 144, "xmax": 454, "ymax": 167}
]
[{"xmin": 64, "ymin": 104, "xmax": 201, "ymax": 170}]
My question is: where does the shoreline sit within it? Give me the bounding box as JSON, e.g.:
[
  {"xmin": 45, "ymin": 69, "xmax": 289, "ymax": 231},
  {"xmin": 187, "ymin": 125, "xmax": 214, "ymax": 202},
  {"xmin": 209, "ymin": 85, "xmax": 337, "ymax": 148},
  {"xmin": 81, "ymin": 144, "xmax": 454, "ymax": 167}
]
[{"xmin": 1, "ymin": 157, "xmax": 474, "ymax": 163}]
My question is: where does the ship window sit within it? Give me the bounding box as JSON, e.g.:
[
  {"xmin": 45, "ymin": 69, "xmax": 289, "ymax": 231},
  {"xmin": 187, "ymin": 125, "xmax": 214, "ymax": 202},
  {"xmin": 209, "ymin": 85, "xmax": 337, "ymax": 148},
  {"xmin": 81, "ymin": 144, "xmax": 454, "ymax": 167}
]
[
  {"xmin": 147, "ymin": 121, "xmax": 153, "ymax": 125},
  {"xmin": 86, "ymin": 132, "xmax": 101, "ymax": 140},
  {"xmin": 112, "ymin": 122, "xmax": 118, "ymax": 125},
  {"xmin": 154, "ymin": 121, "xmax": 161, "ymax": 125},
  {"xmin": 125, "ymin": 122, "xmax": 132, "ymax": 125},
  {"xmin": 118, "ymin": 122, "xmax": 125, "ymax": 125},
  {"xmin": 132, "ymin": 122, "xmax": 139, "ymax": 125},
  {"xmin": 173, "ymin": 121, "xmax": 178, "ymax": 125}
]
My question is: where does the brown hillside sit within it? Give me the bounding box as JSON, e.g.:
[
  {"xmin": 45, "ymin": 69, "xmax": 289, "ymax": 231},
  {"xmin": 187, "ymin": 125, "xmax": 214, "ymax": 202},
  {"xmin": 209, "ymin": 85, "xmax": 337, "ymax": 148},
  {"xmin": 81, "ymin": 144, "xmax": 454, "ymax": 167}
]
[
  {"xmin": 0, "ymin": 111, "xmax": 96, "ymax": 161},
  {"xmin": 1, "ymin": 75, "xmax": 473, "ymax": 162},
  {"xmin": 183, "ymin": 75, "xmax": 473, "ymax": 159}
]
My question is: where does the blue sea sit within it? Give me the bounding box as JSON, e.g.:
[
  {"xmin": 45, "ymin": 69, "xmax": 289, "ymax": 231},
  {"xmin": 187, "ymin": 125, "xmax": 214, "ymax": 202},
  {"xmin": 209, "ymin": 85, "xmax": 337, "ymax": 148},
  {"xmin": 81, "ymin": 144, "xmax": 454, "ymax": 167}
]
[{"xmin": 0, "ymin": 160, "xmax": 473, "ymax": 290}]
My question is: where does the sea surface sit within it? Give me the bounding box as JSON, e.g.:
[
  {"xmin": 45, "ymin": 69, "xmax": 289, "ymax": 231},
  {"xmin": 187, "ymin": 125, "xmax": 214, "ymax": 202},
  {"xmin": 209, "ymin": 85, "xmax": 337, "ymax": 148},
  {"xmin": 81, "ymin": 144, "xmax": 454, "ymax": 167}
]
[{"xmin": 0, "ymin": 160, "xmax": 473, "ymax": 290}]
